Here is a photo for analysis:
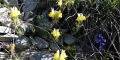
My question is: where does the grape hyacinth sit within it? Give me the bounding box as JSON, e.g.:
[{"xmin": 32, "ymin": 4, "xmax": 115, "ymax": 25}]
[{"xmin": 95, "ymin": 34, "xmax": 106, "ymax": 51}]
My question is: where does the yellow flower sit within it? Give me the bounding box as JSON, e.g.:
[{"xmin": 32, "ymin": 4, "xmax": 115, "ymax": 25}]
[
  {"xmin": 8, "ymin": 44, "xmax": 15, "ymax": 52},
  {"xmin": 60, "ymin": 50, "xmax": 68, "ymax": 59},
  {"xmin": 53, "ymin": 50, "xmax": 67, "ymax": 60},
  {"xmin": 58, "ymin": 0, "xmax": 62, "ymax": 7},
  {"xmin": 66, "ymin": 46, "xmax": 71, "ymax": 50},
  {"xmin": 57, "ymin": 10, "xmax": 62, "ymax": 18},
  {"xmin": 71, "ymin": 0, "xmax": 75, "ymax": 4},
  {"xmin": 51, "ymin": 28, "xmax": 61, "ymax": 40},
  {"xmin": 76, "ymin": 13, "xmax": 86, "ymax": 22},
  {"xmin": 49, "ymin": 8, "xmax": 55, "ymax": 18},
  {"xmin": 59, "ymin": 57, "xmax": 65, "ymax": 60},
  {"xmin": 63, "ymin": 0, "xmax": 75, "ymax": 5},
  {"xmin": 10, "ymin": 7, "xmax": 20, "ymax": 19},
  {"xmin": 49, "ymin": 8, "xmax": 62, "ymax": 22},
  {"xmin": 54, "ymin": 50, "xmax": 60, "ymax": 60}
]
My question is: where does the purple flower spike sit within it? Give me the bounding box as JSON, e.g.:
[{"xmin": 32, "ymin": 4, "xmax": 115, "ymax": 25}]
[
  {"xmin": 99, "ymin": 43, "xmax": 105, "ymax": 51},
  {"xmin": 95, "ymin": 34, "xmax": 106, "ymax": 51},
  {"xmin": 95, "ymin": 38, "xmax": 100, "ymax": 43},
  {"xmin": 99, "ymin": 34, "xmax": 103, "ymax": 38},
  {"xmin": 101, "ymin": 39, "xmax": 106, "ymax": 43}
]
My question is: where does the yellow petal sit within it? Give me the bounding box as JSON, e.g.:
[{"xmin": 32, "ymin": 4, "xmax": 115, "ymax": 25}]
[
  {"xmin": 51, "ymin": 28, "xmax": 61, "ymax": 40},
  {"xmin": 58, "ymin": 12, "xmax": 62, "ymax": 18},
  {"xmin": 54, "ymin": 50, "xmax": 60, "ymax": 60},
  {"xmin": 10, "ymin": 7, "xmax": 20, "ymax": 19},
  {"xmin": 76, "ymin": 13, "xmax": 86, "ymax": 22},
  {"xmin": 8, "ymin": 44, "xmax": 15, "ymax": 52},
  {"xmin": 58, "ymin": 0, "xmax": 62, "ymax": 7},
  {"xmin": 49, "ymin": 8, "xmax": 55, "ymax": 18},
  {"xmin": 60, "ymin": 57, "xmax": 65, "ymax": 60},
  {"xmin": 51, "ymin": 29, "xmax": 56, "ymax": 36},
  {"xmin": 60, "ymin": 50, "xmax": 67, "ymax": 59}
]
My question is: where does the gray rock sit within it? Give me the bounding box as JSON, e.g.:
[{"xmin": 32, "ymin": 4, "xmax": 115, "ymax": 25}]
[
  {"xmin": 43, "ymin": 16, "xmax": 49, "ymax": 23},
  {"xmin": 23, "ymin": 11, "xmax": 33, "ymax": 20},
  {"xmin": 0, "ymin": 26, "xmax": 12, "ymax": 33},
  {"xmin": 58, "ymin": 37, "xmax": 64, "ymax": 45},
  {"xmin": 64, "ymin": 35, "xmax": 75, "ymax": 45},
  {"xmin": 50, "ymin": 43, "xmax": 59, "ymax": 50},
  {"xmin": 15, "ymin": 36, "xmax": 31, "ymax": 49},
  {"xmin": 22, "ymin": 0, "xmax": 37, "ymax": 20},
  {"xmin": 59, "ymin": 29, "xmax": 68, "ymax": 33},
  {"xmin": 3, "ymin": 0, "xmax": 18, "ymax": 7},
  {"xmin": 0, "ymin": 52, "xmax": 7, "ymax": 60},
  {"xmin": 0, "ymin": 34, "xmax": 18, "ymax": 41},
  {"xmin": 0, "ymin": 41, "xmax": 11, "ymax": 49},
  {"xmin": 34, "ymin": 37, "xmax": 49, "ymax": 49},
  {"xmin": 0, "ymin": 7, "xmax": 12, "ymax": 27},
  {"xmin": 41, "ymin": 11, "xmax": 50, "ymax": 23},
  {"xmin": 23, "ymin": 51, "xmax": 53, "ymax": 60},
  {"xmin": 26, "ymin": 15, "xmax": 35, "ymax": 22}
]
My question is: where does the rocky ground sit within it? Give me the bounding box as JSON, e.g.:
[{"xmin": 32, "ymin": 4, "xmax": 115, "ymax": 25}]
[{"xmin": 0, "ymin": 0, "xmax": 120, "ymax": 60}]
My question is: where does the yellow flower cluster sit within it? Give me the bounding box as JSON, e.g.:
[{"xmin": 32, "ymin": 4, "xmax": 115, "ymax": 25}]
[
  {"xmin": 58, "ymin": 0, "xmax": 62, "ymax": 8},
  {"xmin": 10, "ymin": 7, "xmax": 20, "ymax": 26},
  {"xmin": 76, "ymin": 13, "xmax": 86, "ymax": 22},
  {"xmin": 10, "ymin": 7, "xmax": 20, "ymax": 19},
  {"xmin": 54, "ymin": 50, "xmax": 68, "ymax": 60},
  {"xmin": 64, "ymin": 0, "xmax": 75, "ymax": 5},
  {"xmin": 49, "ymin": 8, "xmax": 62, "ymax": 22},
  {"xmin": 58, "ymin": 0, "xmax": 75, "ymax": 7},
  {"xmin": 8, "ymin": 44, "xmax": 15, "ymax": 52},
  {"xmin": 51, "ymin": 28, "xmax": 61, "ymax": 40}
]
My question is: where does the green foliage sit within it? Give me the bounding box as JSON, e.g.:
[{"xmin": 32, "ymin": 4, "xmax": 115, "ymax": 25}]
[
  {"xmin": 30, "ymin": 36, "xmax": 36, "ymax": 45},
  {"xmin": 30, "ymin": 25, "xmax": 35, "ymax": 35},
  {"xmin": 67, "ymin": 45, "xmax": 76, "ymax": 53},
  {"xmin": 16, "ymin": 27, "xmax": 25, "ymax": 36},
  {"xmin": 35, "ymin": 15, "xmax": 54, "ymax": 42},
  {"xmin": 36, "ymin": 15, "xmax": 45, "ymax": 24},
  {"xmin": 72, "ymin": 22, "xmax": 83, "ymax": 34},
  {"xmin": 36, "ymin": 15, "xmax": 53, "ymax": 30},
  {"xmin": 0, "ymin": 0, "xmax": 3, "ymax": 3}
]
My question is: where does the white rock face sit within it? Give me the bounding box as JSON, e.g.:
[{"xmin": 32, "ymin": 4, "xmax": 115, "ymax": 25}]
[
  {"xmin": 0, "ymin": 34, "xmax": 18, "ymax": 41},
  {"xmin": 0, "ymin": 52, "xmax": 8, "ymax": 60},
  {"xmin": 0, "ymin": 7, "xmax": 12, "ymax": 27},
  {"xmin": 23, "ymin": 51, "xmax": 53, "ymax": 60},
  {"xmin": 0, "ymin": 26, "xmax": 12, "ymax": 33}
]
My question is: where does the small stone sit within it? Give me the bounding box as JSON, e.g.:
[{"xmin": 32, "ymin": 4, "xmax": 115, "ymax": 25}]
[
  {"xmin": 64, "ymin": 35, "xmax": 75, "ymax": 45},
  {"xmin": 0, "ymin": 34, "xmax": 18, "ymax": 41},
  {"xmin": 15, "ymin": 36, "xmax": 31, "ymax": 50},
  {"xmin": 50, "ymin": 43, "xmax": 59, "ymax": 50},
  {"xmin": 34, "ymin": 37, "xmax": 49, "ymax": 49}
]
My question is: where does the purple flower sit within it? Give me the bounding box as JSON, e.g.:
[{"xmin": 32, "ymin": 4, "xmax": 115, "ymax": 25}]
[
  {"xmin": 99, "ymin": 43, "xmax": 105, "ymax": 51},
  {"xmin": 95, "ymin": 34, "xmax": 106, "ymax": 51}
]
